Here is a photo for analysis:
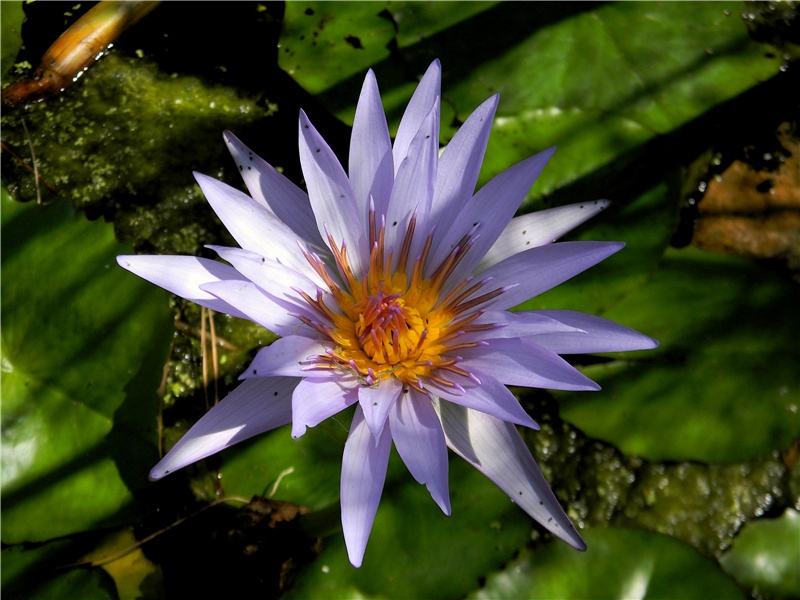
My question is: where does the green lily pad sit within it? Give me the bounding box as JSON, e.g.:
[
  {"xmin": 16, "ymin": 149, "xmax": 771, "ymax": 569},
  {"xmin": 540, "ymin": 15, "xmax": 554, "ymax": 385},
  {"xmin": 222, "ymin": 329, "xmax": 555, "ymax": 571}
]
[
  {"xmin": 278, "ymin": 2, "xmax": 395, "ymax": 95},
  {"xmin": 2, "ymin": 541, "xmax": 118, "ymax": 600},
  {"xmin": 437, "ymin": 1, "xmax": 782, "ymax": 200},
  {"xmin": 0, "ymin": 0, "xmax": 24, "ymax": 78},
  {"xmin": 390, "ymin": 1, "xmax": 498, "ymax": 50},
  {"xmin": 720, "ymin": 509, "xmax": 800, "ymax": 598},
  {"xmin": 470, "ymin": 527, "xmax": 745, "ymax": 599},
  {"xmin": 1, "ymin": 193, "xmax": 172, "ymax": 543},
  {"xmin": 306, "ymin": 2, "xmax": 780, "ymax": 202},
  {"xmin": 556, "ymin": 246, "xmax": 800, "ymax": 462},
  {"xmin": 520, "ymin": 182, "xmax": 677, "ymax": 315}
]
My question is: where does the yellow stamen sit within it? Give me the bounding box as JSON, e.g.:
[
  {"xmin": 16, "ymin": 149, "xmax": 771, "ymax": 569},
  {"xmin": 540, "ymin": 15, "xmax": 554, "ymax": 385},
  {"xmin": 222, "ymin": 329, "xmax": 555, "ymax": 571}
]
[{"xmin": 298, "ymin": 208, "xmax": 505, "ymax": 390}]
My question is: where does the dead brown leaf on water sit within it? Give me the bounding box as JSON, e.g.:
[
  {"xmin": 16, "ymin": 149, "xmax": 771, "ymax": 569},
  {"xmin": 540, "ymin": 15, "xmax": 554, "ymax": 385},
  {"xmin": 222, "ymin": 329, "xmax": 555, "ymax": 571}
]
[{"xmin": 693, "ymin": 122, "xmax": 800, "ymax": 273}]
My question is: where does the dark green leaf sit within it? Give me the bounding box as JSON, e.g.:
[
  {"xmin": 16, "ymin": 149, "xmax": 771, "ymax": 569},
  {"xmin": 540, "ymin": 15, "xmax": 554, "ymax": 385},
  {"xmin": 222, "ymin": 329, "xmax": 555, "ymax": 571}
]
[
  {"xmin": 470, "ymin": 527, "xmax": 745, "ymax": 600},
  {"xmin": 556, "ymin": 247, "xmax": 800, "ymax": 462},
  {"xmin": 2, "ymin": 542, "xmax": 118, "ymax": 600},
  {"xmin": 720, "ymin": 509, "xmax": 800, "ymax": 598}
]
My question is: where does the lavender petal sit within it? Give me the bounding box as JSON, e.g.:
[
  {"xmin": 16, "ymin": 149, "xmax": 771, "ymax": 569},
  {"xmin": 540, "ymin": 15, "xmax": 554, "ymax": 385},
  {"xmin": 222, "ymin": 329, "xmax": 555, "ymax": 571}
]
[{"xmin": 149, "ymin": 377, "xmax": 296, "ymax": 480}]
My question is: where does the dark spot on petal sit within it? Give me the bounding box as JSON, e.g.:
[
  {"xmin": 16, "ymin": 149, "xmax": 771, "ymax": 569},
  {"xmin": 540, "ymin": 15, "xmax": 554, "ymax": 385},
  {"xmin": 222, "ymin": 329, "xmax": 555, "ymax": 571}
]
[
  {"xmin": 247, "ymin": 166, "xmax": 252, "ymax": 170},
  {"xmin": 539, "ymin": 500, "xmax": 544, "ymax": 505},
  {"xmin": 239, "ymin": 165, "xmax": 243, "ymax": 171},
  {"xmin": 373, "ymin": 402, "xmax": 378, "ymax": 406},
  {"xmin": 315, "ymin": 148, "xmax": 321, "ymax": 153},
  {"xmin": 392, "ymin": 221, "xmax": 398, "ymax": 226},
  {"xmin": 253, "ymin": 369, "xmax": 257, "ymax": 375},
  {"xmin": 522, "ymin": 230, "xmax": 527, "ymax": 235},
  {"xmin": 274, "ymin": 391, "xmax": 279, "ymax": 396}
]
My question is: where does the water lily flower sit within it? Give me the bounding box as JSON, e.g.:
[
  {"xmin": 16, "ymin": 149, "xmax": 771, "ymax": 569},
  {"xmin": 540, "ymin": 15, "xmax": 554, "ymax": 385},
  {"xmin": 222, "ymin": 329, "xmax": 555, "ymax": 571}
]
[{"xmin": 118, "ymin": 60, "xmax": 657, "ymax": 567}]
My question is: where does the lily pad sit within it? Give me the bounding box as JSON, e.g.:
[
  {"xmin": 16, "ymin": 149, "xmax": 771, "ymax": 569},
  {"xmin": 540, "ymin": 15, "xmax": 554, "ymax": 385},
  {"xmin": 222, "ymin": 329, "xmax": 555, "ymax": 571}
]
[
  {"xmin": 278, "ymin": 2, "xmax": 395, "ymax": 95},
  {"xmin": 470, "ymin": 527, "xmax": 745, "ymax": 599},
  {"xmin": 0, "ymin": 0, "xmax": 24, "ymax": 78},
  {"xmin": 1, "ymin": 193, "xmax": 172, "ymax": 543},
  {"xmin": 1, "ymin": 540, "xmax": 118, "ymax": 600},
  {"xmin": 306, "ymin": 2, "xmax": 781, "ymax": 203},
  {"xmin": 556, "ymin": 246, "xmax": 800, "ymax": 462},
  {"xmin": 720, "ymin": 509, "xmax": 800, "ymax": 598}
]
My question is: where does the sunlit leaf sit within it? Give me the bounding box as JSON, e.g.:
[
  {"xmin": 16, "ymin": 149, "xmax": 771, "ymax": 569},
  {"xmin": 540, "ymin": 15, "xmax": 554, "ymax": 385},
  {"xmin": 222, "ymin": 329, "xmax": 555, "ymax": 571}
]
[
  {"xmin": 1, "ymin": 194, "xmax": 172, "ymax": 542},
  {"xmin": 278, "ymin": 2, "xmax": 395, "ymax": 95}
]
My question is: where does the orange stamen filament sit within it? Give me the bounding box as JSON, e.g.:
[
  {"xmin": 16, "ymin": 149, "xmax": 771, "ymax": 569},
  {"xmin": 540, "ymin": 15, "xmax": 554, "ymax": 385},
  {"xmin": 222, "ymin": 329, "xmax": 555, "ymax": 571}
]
[{"xmin": 297, "ymin": 210, "xmax": 508, "ymax": 389}]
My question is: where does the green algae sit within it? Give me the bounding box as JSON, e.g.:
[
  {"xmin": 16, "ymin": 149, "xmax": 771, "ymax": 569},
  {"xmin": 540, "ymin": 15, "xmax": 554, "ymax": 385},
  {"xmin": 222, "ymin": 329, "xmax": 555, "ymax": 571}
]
[
  {"xmin": 519, "ymin": 392, "xmax": 794, "ymax": 561},
  {"xmin": 2, "ymin": 51, "xmax": 269, "ymax": 255}
]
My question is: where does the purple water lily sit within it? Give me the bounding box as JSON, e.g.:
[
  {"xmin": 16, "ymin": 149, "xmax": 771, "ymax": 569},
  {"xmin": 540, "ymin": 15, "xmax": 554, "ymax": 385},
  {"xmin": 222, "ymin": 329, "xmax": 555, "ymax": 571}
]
[{"xmin": 118, "ymin": 60, "xmax": 656, "ymax": 567}]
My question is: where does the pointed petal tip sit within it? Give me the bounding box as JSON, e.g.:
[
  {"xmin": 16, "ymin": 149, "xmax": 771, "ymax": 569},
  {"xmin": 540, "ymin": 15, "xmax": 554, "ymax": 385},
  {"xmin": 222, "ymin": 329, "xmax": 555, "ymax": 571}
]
[
  {"xmin": 573, "ymin": 533, "xmax": 588, "ymax": 552},
  {"xmin": 432, "ymin": 490, "xmax": 452, "ymax": 516},
  {"xmin": 557, "ymin": 521, "xmax": 587, "ymax": 551},
  {"xmin": 149, "ymin": 463, "xmax": 170, "ymax": 481},
  {"xmin": 424, "ymin": 58, "xmax": 442, "ymax": 76},
  {"xmin": 347, "ymin": 549, "xmax": 364, "ymax": 568}
]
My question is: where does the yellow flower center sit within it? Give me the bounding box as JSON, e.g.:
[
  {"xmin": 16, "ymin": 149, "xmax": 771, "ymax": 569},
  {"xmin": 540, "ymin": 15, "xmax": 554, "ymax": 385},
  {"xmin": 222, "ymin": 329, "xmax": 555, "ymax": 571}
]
[{"xmin": 298, "ymin": 210, "xmax": 503, "ymax": 394}]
